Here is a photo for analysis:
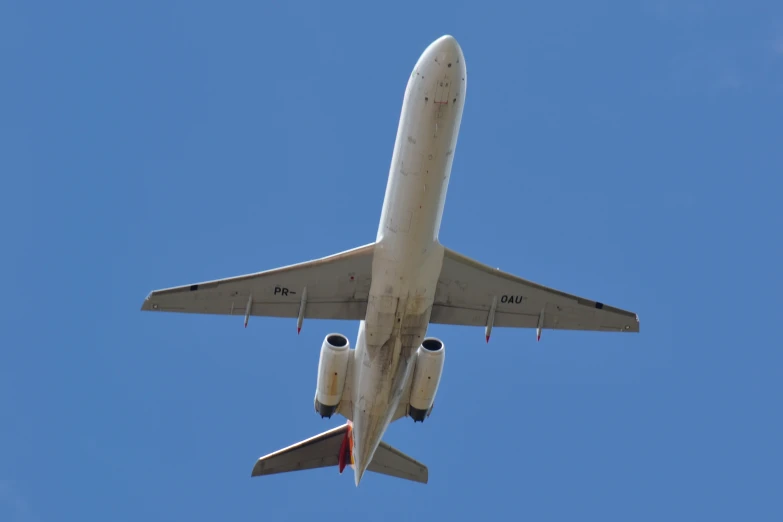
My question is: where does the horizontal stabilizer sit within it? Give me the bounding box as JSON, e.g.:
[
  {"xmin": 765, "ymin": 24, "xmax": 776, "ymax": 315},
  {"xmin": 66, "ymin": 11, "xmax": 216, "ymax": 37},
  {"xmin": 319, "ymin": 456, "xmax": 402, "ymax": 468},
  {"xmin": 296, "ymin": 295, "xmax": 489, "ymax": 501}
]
[
  {"xmin": 367, "ymin": 440, "xmax": 428, "ymax": 484},
  {"xmin": 251, "ymin": 424, "xmax": 347, "ymax": 477},
  {"xmin": 251, "ymin": 424, "xmax": 428, "ymax": 484}
]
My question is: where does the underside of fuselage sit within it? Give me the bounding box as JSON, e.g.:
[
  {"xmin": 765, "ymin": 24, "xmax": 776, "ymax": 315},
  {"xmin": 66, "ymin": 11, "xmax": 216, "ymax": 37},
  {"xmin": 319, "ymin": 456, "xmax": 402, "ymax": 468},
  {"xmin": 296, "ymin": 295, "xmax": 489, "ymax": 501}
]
[{"xmin": 349, "ymin": 34, "xmax": 466, "ymax": 485}]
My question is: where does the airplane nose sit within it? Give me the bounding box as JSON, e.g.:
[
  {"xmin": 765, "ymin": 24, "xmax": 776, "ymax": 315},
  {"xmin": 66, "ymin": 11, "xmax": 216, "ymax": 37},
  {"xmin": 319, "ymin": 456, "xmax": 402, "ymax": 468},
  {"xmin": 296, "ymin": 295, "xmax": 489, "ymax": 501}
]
[
  {"xmin": 430, "ymin": 34, "xmax": 460, "ymax": 55},
  {"xmin": 417, "ymin": 34, "xmax": 465, "ymax": 75}
]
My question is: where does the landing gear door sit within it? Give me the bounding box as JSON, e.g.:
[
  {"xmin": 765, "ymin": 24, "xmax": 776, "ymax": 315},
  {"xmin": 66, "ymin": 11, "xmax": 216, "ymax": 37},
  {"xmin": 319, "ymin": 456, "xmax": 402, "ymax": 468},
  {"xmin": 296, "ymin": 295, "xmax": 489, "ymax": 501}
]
[{"xmin": 433, "ymin": 76, "xmax": 451, "ymax": 104}]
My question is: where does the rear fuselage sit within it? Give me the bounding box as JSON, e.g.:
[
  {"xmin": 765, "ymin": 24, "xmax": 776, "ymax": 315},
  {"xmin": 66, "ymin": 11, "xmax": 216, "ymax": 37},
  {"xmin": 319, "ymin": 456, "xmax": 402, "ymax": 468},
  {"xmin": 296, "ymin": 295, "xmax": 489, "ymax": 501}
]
[{"xmin": 350, "ymin": 35, "xmax": 466, "ymax": 485}]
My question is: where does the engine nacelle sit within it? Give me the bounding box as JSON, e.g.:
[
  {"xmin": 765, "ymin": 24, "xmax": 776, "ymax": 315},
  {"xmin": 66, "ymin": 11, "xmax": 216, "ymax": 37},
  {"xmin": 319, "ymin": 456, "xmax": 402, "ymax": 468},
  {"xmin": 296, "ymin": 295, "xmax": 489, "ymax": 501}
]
[
  {"xmin": 314, "ymin": 333, "xmax": 351, "ymax": 418},
  {"xmin": 408, "ymin": 337, "xmax": 445, "ymax": 422}
]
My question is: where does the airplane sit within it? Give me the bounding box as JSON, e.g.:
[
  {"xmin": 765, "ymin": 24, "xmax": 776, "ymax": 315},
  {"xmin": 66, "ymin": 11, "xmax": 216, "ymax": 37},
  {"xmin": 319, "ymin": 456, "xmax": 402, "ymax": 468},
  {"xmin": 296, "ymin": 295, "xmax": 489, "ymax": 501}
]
[{"xmin": 140, "ymin": 34, "xmax": 640, "ymax": 487}]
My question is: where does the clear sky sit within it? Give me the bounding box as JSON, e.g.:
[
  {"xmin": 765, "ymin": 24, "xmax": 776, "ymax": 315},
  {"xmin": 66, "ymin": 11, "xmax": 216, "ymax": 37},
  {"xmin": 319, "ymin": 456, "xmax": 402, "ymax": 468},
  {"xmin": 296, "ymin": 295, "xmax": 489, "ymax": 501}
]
[{"xmin": 2, "ymin": 1, "xmax": 782, "ymax": 520}]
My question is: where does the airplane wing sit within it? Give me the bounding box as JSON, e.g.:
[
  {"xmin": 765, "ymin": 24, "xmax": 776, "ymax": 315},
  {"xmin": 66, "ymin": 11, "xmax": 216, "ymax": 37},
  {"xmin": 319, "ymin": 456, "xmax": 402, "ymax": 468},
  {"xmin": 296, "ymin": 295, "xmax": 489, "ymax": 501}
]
[
  {"xmin": 140, "ymin": 243, "xmax": 375, "ymax": 322},
  {"xmin": 430, "ymin": 246, "xmax": 640, "ymax": 334}
]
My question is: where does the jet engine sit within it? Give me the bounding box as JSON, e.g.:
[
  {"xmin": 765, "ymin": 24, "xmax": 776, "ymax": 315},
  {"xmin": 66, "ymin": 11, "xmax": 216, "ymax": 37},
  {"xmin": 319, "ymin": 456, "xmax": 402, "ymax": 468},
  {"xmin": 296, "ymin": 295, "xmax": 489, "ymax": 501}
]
[
  {"xmin": 408, "ymin": 337, "xmax": 445, "ymax": 422},
  {"xmin": 314, "ymin": 333, "xmax": 351, "ymax": 419}
]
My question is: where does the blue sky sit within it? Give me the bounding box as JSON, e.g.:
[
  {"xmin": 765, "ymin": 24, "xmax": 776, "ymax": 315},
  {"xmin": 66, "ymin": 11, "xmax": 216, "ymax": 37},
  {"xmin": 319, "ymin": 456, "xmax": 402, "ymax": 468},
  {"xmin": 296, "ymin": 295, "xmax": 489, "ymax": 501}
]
[{"xmin": 2, "ymin": 0, "xmax": 782, "ymax": 520}]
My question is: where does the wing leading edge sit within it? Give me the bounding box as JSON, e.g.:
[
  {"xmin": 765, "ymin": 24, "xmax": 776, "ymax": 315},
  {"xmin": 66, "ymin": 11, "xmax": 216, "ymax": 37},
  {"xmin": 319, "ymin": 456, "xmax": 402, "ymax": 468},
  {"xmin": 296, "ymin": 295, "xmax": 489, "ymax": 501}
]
[{"xmin": 431, "ymin": 246, "xmax": 639, "ymax": 334}]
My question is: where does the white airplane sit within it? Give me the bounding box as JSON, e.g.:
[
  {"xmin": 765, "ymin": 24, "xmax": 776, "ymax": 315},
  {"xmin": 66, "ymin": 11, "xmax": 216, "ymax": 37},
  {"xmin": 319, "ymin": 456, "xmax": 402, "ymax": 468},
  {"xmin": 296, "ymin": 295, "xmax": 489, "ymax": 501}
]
[{"xmin": 140, "ymin": 35, "xmax": 639, "ymax": 486}]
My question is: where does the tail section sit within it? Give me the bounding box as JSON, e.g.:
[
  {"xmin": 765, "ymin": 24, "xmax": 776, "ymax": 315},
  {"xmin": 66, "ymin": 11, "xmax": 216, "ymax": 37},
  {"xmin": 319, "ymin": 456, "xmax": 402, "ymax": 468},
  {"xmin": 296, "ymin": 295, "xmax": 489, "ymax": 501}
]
[{"xmin": 251, "ymin": 422, "xmax": 427, "ymax": 485}]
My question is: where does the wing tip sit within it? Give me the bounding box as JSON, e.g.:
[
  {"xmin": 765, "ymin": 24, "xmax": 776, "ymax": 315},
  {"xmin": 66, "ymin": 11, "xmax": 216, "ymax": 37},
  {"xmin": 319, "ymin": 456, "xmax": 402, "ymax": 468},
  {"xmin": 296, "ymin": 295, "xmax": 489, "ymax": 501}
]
[
  {"xmin": 140, "ymin": 293, "xmax": 157, "ymax": 311},
  {"xmin": 629, "ymin": 313, "xmax": 640, "ymax": 333}
]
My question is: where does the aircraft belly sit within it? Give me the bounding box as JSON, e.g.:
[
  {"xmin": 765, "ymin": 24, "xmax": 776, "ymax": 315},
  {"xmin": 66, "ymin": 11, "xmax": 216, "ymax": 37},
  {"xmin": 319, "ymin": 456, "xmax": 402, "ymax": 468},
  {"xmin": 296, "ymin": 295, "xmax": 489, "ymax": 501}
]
[
  {"xmin": 381, "ymin": 105, "xmax": 460, "ymax": 250},
  {"xmin": 352, "ymin": 35, "xmax": 466, "ymax": 484},
  {"xmin": 350, "ymin": 239, "xmax": 444, "ymax": 472},
  {"xmin": 351, "ymin": 303, "xmax": 428, "ymax": 477},
  {"xmin": 377, "ymin": 38, "xmax": 464, "ymax": 249}
]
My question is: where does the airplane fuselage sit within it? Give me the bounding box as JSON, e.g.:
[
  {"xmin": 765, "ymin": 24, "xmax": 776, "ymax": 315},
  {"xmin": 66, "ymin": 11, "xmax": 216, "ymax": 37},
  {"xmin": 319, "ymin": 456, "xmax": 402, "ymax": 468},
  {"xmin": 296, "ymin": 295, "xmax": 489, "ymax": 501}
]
[{"xmin": 350, "ymin": 35, "xmax": 466, "ymax": 484}]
